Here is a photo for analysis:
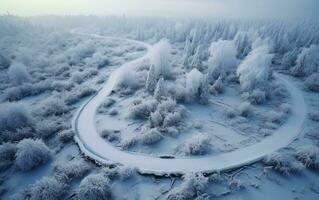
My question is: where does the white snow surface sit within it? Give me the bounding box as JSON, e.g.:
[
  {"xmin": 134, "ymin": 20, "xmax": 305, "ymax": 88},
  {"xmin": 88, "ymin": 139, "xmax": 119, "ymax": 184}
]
[{"xmin": 73, "ymin": 33, "xmax": 307, "ymax": 176}]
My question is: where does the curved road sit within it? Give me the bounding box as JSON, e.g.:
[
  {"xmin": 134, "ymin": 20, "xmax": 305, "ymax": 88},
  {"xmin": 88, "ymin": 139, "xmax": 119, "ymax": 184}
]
[{"xmin": 73, "ymin": 33, "xmax": 307, "ymax": 176}]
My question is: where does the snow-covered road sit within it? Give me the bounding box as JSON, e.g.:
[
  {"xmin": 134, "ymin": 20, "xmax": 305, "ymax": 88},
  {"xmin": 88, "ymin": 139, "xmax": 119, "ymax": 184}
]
[{"xmin": 73, "ymin": 33, "xmax": 307, "ymax": 175}]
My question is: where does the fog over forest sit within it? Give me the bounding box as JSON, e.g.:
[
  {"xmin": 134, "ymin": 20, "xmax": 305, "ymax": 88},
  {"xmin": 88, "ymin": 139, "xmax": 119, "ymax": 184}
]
[{"xmin": 0, "ymin": 0, "xmax": 318, "ymax": 19}]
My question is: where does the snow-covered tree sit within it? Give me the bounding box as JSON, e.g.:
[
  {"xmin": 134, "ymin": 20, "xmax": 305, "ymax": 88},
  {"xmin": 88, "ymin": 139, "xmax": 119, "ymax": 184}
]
[
  {"xmin": 208, "ymin": 40, "xmax": 238, "ymax": 81},
  {"xmin": 190, "ymin": 45, "xmax": 203, "ymax": 69},
  {"xmin": 211, "ymin": 75, "xmax": 224, "ymax": 94},
  {"xmin": 290, "ymin": 45, "xmax": 319, "ymax": 77},
  {"xmin": 154, "ymin": 77, "xmax": 165, "ymax": 99},
  {"xmin": 149, "ymin": 39, "xmax": 172, "ymax": 79},
  {"xmin": 198, "ymin": 74, "xmax": 210, "ymax": 104},
  {"xmin": 281, "ymin": 48, "xmax": 299, "ymax": 70},
  {"xmin": 15, "ymin": 139, "xmax": 52, "ymax": 171},
  {"xmin": 76, "ymin": 173, "xmax": 112, "ymax": 200},
  {"xmin": 185, "ymin": 69, "xmax": 203, "ymax": 102},
  {"xmin": 145, "ymin": 64, "xmax": 158, "ymax": 93},
  {"xmin": 150, "ymin": 110, "xmax": 163, "ymax": 128},
  {"xmin": 233, "ymin": 31, "xmax": 253, "ymax": 59},
  {"xmin": 237, "ymin": 43, "xmax": 273, "ymax": 102},
  {"xmin": 182, "ymin": 36, "xmax": 193, "ymax": 67},
  {"xmin": 185, "ymin": 69, "xmax": 211, "ymax": 104},
  {"xmin": 8, "ymin": 62, "xmax": 31, "ymax": 85},
  {"xmin": 190, "ymin": 28, "xmax": 202, "ymax": 52}
]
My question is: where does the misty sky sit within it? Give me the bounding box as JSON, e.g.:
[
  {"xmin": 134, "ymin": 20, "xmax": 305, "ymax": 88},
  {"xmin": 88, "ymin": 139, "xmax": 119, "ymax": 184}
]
[{"xmin": 0, "ymin": 0, "xmax": 318, "ymax": 19}]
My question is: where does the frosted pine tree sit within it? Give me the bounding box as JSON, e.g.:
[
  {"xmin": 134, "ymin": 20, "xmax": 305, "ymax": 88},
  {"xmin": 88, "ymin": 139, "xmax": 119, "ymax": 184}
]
[
  {"xmin": 149, "ymin": 39, "xmax": 172, "ymax": 79},
  {"xmin": 281, "ymin": 48, "xmax": 299, "ymax": 70},
  {"xmin": 182, "ymin": 36, "xmax": 192, "ymax": 67},
  {"xmin": 199, "ymin": 74, "xmax": 210, "ymax": 104},
  {"xmin": 154, "ymin": 77, "xmax": 165, "ymax": 100},
  {"xmin": 191, "ymin": 45, "xmax": 203, "ymax": 69},
  {"xmin": 146, "ymin": 64, "xmax": 158, "ymax": 93},
  {"xmin": 208, "ymin": 40, "xmax": 237, "ymax": 82},
  {"xmin": 212, "ymin": 75, "xmax": 224, "ymax": 94},
  {"xmin": 234, "ymin": 31, "xmax": 252, "ymax": 59}
]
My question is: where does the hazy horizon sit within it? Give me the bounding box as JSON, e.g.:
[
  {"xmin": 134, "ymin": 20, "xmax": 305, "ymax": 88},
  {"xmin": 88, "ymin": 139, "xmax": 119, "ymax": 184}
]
[{"xmin": 1, "ymin": 0, "xmax": 318, "ymax": 20}]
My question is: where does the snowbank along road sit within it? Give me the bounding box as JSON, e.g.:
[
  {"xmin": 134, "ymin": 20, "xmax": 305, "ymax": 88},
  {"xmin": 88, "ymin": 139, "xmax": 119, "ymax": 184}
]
[{"xmin": 73, "ymin": 33, "xmax": 307, "ymax": 176}]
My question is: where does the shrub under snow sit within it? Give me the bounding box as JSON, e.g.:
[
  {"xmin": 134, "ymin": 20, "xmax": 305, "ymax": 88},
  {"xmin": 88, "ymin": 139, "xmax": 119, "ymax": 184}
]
[
  {"xmin": 308, "ymin": 111, "xmax": 319, "ymax": 122},
  {"xmin": 67, "ymin": 40, "xmax": 96, "ymax": 64},
  {"xmin": 113, "ymin": 166, "xmax": 136, "ymax": 181},
  {"xmin": 19, "ymin": 177, "xmax": 66, "ymax": 200},
  {"xmin": 4, "ymin": 81, "xmax": 52, "ymax": 101},
  {"xmin": 8, "ymin": 62, "xmax": 31, "ymax": 85},
  {"xmin": 262, "ymin": 152, "xmax": 303, "ymax": 175},
  {"xmin": 167, "ymin": 173, "xmax": 209, "ymax": 200},
  {"xmin": 0, "ymin": 103, "xmax": 34, "ymax": 132},
  {"xmin": 65, "ymin": 86, "xmax": 96, "ymax": 105},
  {"xmin": 179, "ymin": 134, "xmax": 211, "ymax": 156},
  {"xmin": 129, "ymin": 98, "xmax": 158, "ymax": 119},
  {"xmin": 100, "ymin": 129, "xmax": 121, "ymax": 142},
  {"xmin": 76, "ymin": 173, "xmax": 112, "ymax": 200},
  {"xmin": 152, "ymin": 98, "xmax": 186, "ymax": 130},
  {"xmin": 242, "ymin": 88, "xmax": 267, "ymax": 104},
  {"xmin": 58, "ymin": 129, "xmax": 75, "ymax": 143},
  {"xmin": 281, "ymin": 48, "xmax": 299, "ymax": 70},
  {"xmin": 0, "ymin": 143, "xmax": 16, "ymax": 171},
  {"xmin": 15, "ymin": 139, "xmax": 52, "ymax": 171},
  {"xmin": 0, "ymin": 127, "xmax": 34, "ymax": 143},
  {"xmin": 35, "ymin": 96, "xmax": 70, "ymax": 117},
  {"xmin": 295, "ymin": 146, "xmax": 319, "ymax": 170},
  {"xmin": 54, "ymin": 160, "xmax": 91, "ymax": 183},
  {"xmin": 305, "ymin": 73, "xmax": 319, "ymax": 92},
  {"xmin": 36, "ymin": 118, "xmax": 68, "ymax": 139},
  {"xmin": 237, "ymin": 102, "xmax": 252, "ymax": 117},
  {"xmin": 139, "ymin": 128, "xmax": 162, "ymax": 145}
]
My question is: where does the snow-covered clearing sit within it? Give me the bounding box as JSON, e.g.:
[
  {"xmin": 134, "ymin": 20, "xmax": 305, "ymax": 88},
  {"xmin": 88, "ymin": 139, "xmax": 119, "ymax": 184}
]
[{"xmin": 74, "ymin": 33, "xmax": 307, "ymax": 175}]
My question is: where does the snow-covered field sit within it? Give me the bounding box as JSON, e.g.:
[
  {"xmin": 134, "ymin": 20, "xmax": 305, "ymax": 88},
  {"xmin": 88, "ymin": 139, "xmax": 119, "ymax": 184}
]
[{"xmin": 0, "ymin": 15, "xmax": 319, "ymax": 199}]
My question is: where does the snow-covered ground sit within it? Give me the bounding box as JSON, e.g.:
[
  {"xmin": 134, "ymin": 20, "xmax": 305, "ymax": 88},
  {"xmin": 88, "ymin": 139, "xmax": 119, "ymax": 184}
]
[{"xmin": 0, "ymin": 16, "xmax": 319, "ymax": 200}]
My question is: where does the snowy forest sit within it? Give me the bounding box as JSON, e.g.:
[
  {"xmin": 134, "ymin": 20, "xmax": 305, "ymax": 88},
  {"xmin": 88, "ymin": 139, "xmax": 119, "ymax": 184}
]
[{"xmin": 0, "ymin": 8, "xmax": 319, "ymax": 200}]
